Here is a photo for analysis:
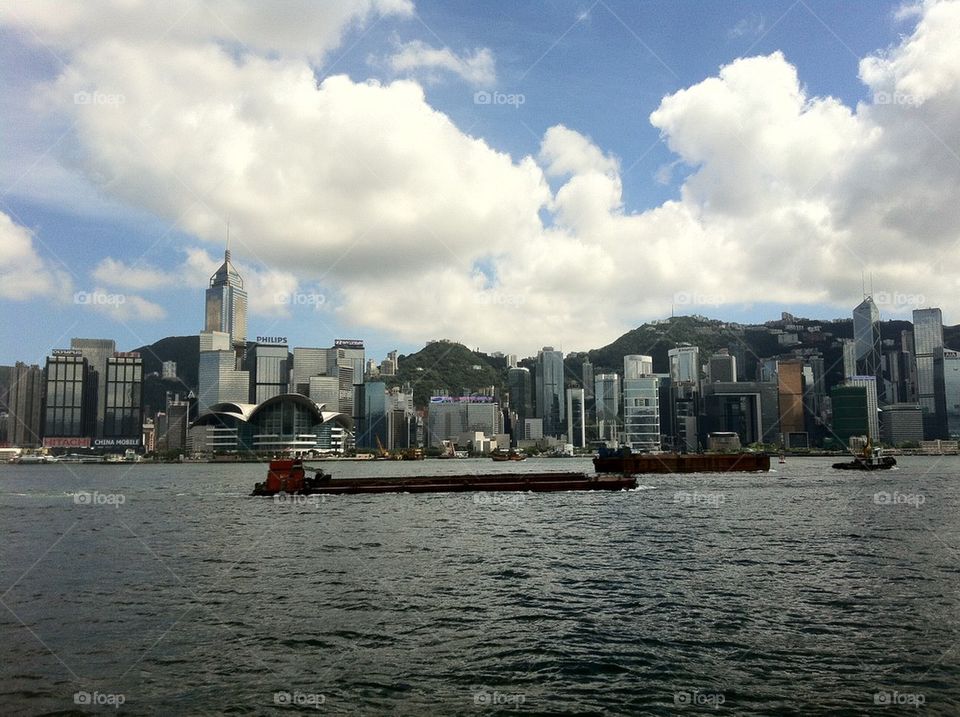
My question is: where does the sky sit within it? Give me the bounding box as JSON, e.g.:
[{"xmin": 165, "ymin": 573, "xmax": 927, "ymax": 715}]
[{"xmin": 1, "ymin": 0, "xmax": 958, "ymax": 365}]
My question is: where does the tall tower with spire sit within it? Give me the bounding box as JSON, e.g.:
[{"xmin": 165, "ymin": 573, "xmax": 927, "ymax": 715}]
[{"xmin": 204, "ymin": 245, "xmax": 248, "ymax": 347}]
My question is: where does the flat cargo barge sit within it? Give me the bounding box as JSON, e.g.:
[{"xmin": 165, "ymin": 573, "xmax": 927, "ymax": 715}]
[
  {"xmin": 252, "ymin": 460, "xmax": 637, "ymax": 496},
  {"xmin": 594, "ymin": 451, "xmax": 771, "ymax": 474}
]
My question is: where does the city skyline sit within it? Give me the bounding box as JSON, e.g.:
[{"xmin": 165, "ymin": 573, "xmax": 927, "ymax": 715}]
[{"xmin": 3, "ymin": 1, "xmax": 960, "ymax": 363}]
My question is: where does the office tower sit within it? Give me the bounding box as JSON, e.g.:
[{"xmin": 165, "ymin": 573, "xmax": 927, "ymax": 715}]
[
  {"xmin": 881, "ymin": 404, "xmax": 924, "ymax": 446},
  {"xmin": 535, "ymin": 347, "xmax": 565, "ymax": 438},
  {"xmin": 425, "ymin": 397, "xmax": 501, "ymax": 447},
  {"xmin": 42, "ymin": 353, "xmax": 93, "ymax": 441},
  {"xmin": 8, "ymin": 362, "xmax": 43, "ymax": 447},
  {"xmin": 581, "ymin": 360, "xmax": 595, "ymax": 403},
  {"xmin": 594, "ymin": 373, "xmax": 620, "ymax": 443},
  {"xmin": 943, "ymin": 349, "xmax": 960, "ymax": 438},
  {"xmin": 777, "ymin": 360, "xmax": 806, "ymax": 446},
  {"xmin": 506, "ymin": 354, "xmax": 518, "ymax": 369},
  {"xmin": 162, "ymin": 361, "xmax": 177, "ymax": 380},
  {"xmin": 330, "ymin": 340, "xmax": 365, "ymax": 386},
  {"xmin": 899, "ymin": 330, "xmax": 918, "ymax": 402},
  {"xmin": 358, "ymin": 381, "xmax": 387, "ymax": 449},
  {"xmin": 845, "ymin": 376, "xmax": 880, "ymax": 441},
  {"xmin": 308, "ymin": 376, "xmax": 339, "ymax": 409},
  {"xmin": 292, "ymin": 347, "xmax": 329, "ymax": 394},
  {"xmin": 70, "ymin": 338, "xmax": 116, "ymax": 438},
  {"xmin": 337, "ymin": 364, "xmax": 355, "ymax": 418},
  {"xmin": 853, "ymin": 297, "xmax": 884, "ymax": 401},
  {"xmin": 708, "ymin": 350, "xmax": 737, "ymax": 383},
  {"xmin": 668, "ymin": 345, "xmax": 700, "ymax": 384},
  {"xmin": 204, "ymin": 248, "xmax": 247, "ymax": 347},
  {"xmin": 103, "ymin": 353, "xmax": 144, "ymax": 443},
  {"xmin": 197, "ymin": 350, "xmax": 249, "ymax": 415},
  {"xmin": 831, "ymin": 385, "xmax": 869, "ymax": 447},
  {"xmin": 508, "ymin": 367, "xmax": 533, "ymax": 443},
  {"xmin": 246, "ymin": 342, "xmax": 289, "ymax": 403},
  {"xmin": 164, "ymin": 397, "xmax": 190, "ymax": 452},
  {"xmin": 622, "ymin": 355, "xmax": 659, "ymax": 451},
  {"xmin": 701, "ymin": 381, "xmax": 780, "ymax": 446},
  {"xmin": 566, "ymin": 388, "xmax": 586, "ymax": 448},
  {"xmin": 841, "ymin": 339, "xmax": 857, "ymax": 380},
  {"xmin": 913, "ymin": 308, "xmax": 948, "ymax": 439}
]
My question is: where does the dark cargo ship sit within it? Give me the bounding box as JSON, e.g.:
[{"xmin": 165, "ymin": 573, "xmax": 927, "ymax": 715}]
[
  {"xmin": 252, "ymin": 459, "xmax": 637, "ymax": 496},
  {"xmin": 594, "ymin": 449, "xmax": 771, "ymax": 474}
]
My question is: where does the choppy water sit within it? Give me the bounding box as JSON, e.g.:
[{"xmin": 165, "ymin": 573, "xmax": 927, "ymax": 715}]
[{"xmin": 1, "ymin": 456, "xmax": 959, "ymax": 715}]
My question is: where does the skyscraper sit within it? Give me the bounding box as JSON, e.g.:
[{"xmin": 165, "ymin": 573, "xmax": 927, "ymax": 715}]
[
  {"xmin": 535, "ymin": 347, "xmax": 565, "ymax": 438},
  {"xmin": 70, "ymin": 338, "xmax": 116, "ymax": 438},
  {"xmin": 853, "ymin": 297, "xmax": 884, "ymax": 402},
  {"xmin": 622, "ymin": 355, "xmax": 660, "ymax": 451},
  {"xmin": 205, "ymin": 249, "xmax": 248, "ymax": 347},
  {"xmin": 566, "ymin": 388, "xmax": 586, "ymax": 448},
  {"xmin": 777, "ymin": 359, "xmax": 806, "ymax": 446},
  {"xmin": 103, "ymin": 353, "xmax": 144, "ymax": 444},
  {"xmin": 507, "ymin": 367, "xmax": 532, "ymax": 443},
  {"xmin": 246, "ymin": 342, "xmax": 289, "ymax": 403},
  {"xmin": 913, "ymin": 308, "xmax": 948, "ymax": 439},
  {"xmin": 668, "ymin": 345, "xmax": 699, "ymax": 384},
  {"xmin": 9, "ymin": 362, "xmax": 42, "ymax": 447},
  {"xmin": 708, "ymin": 350, "xmax": 737, "ymax": 383},
  {"xmin": 845, "ymin": 375, "xmax": 880, "ymax": 442},
  {"xmin": 594, "ymin": 373, "xmax": 620, "ymax": 443},
  {"xmin": 841, "ymin": 339, "xmax": 857, "ymax": 380},
  {"xmin": 42, "ymin": 352, "xmax": 93, "ymax": 443}
]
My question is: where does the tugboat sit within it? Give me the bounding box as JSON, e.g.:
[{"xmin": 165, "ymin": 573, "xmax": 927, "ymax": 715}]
[
  {"xmin": 491, "ymin": 449, "xmax": 526, "ymax": 462},
  {"xmin": 251, "ymin": 458, "xmax": 331, "ymax": 496},
  {"xmin": 832, "ymin": 442, "xmax": 897, "ymax": 471}
]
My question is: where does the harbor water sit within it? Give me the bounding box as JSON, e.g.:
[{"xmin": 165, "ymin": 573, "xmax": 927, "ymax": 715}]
[{"xmin": 1, "ymin": 456, "xmax": 958, "ymax": 714}]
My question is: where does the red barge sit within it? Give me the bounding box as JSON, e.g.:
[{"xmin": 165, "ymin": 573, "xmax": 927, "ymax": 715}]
[
  {"xmin": 593, "ymin": 450, "xmax": 771, "ymax": 474},
  {"xmin": 252, "ymin": 459, "xmax": 636, "ymax": 496}
]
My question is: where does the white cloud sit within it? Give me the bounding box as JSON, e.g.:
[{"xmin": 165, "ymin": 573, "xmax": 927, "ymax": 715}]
[
  {"xmin": 4, "ymin": 0, "xmax": 960, "ymax": 353},
  {"xmin": 77, "ymin": 286, "xmax": 167, "ymax": 322},
  {"xmin": 0, "ymin": 211, "xmax": 72, "ymax": 301},
  {"xmin": 385, "ymin": 40, "xmax": 496, "ymax": 85}
]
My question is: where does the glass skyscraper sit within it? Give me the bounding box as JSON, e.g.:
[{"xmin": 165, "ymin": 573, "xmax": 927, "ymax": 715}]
[
  {"xmin": 103, "ymin": 354, "xmax": 143, "ymax": 441},
  {"xmin": 536, "ymin": 347, "xmax": 565, "ymax": 438},
  {"xmin": 205, "ymin": 249, "xmax": 248, "ymax": 347},
  {"xmin": 912, "ymin": 307, "xmax": 948, "ymax": 439},
  {"xmin": 853, "ymin": 297, "xmax": 884, "ymax": 402},
  {"xmin": 622, "ymin": 355, "xmax": 660, "ymax": 451},
  {"xmin": 508, "ymin": 367, "xmax": 532, "ymax": 442}
]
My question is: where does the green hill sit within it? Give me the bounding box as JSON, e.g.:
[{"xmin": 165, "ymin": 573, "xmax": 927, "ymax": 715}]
[{"xmin": 390, "ymin": 340, "xmax": 505, "ymax": 408}]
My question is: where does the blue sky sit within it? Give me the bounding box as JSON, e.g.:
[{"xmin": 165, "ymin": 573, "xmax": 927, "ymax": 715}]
[{"xmin": 2, "ymin": 0, "xmax": 952, "ymax": 365}]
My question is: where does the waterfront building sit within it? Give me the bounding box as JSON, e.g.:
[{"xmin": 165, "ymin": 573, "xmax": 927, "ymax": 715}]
[
  {"xmin": 357, "ymin": 381, "xmax": 388, "ymax": 449},
  {"xmin": 204, "ymin": 248, "xmax": 247, "ymax": 347},
  {"xmin": 426, "ymin": 397, "xmax": 502, "ymax": 448},
  {"xmin": 190, "ymin": 394, "xmax": 351, "ymax": 453},
  {"xmin": 70, "ymin": 338, "xmax": 116, "ymax": 438},
  {"xmin": 535, "ymin": 347, "xmax": 565, "ymax": 438},
  {"xmin": 566, "ymin": 388, "xmax": 586, "ymax": 448},
  {"xmin": 9, "ymin": 362, "xmax": 43, "ymax": 447},
  {"xmin": 913, "ymin": 308, "xmax": 948, "ymax": 439},
  {"xmin": 42, "ymin": 352, "xmax": 94, "ymax": 444},
  {"xmin": 880, "ymin": 403, "xmax": 924, "ymax": 446},
  {"xmin": 845, "ymin": 376, "xmax": 880, "ymax": 442},
  {"xmin": 944, "ymin": 349, "xmax": 960, "ymax": 438},
  {"xmin": 831, "ymin": 385, "xmax": 869, "ymax": 448},
  {"xmin": 622, "ymin": 355, "xmax": 659, "ymax": 451},
  {"xmin": 246, "ymin": 342, "xmax": 289, "ymax": 404},
  {"xmin": 102, "ymin": 353, "xmax": 144, "ymax": 447},
  {"xmin": 594, "ymin": 373, "xmax": 620, "ymax": 443},
  {"xmin": 163, "ymin": 397, "xmax": 190, "ymax": 452},
  {"xmin": 777, "ymin": 360, "xmax": 807, "ymax": 447},
  {"xmin": 700, "ymin": 381, "xmax": 780, "ymax": 446},
  {"xmin": 507, "ymin": 367, "xmax": 533, "ymax": 442},
  {"xmin": 853, "ymin": 297, "xmax": 884, "ymax": 402}
]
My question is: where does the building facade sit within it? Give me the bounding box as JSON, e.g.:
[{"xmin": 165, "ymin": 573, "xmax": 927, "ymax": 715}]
[{"xmin": 204, "ymin": 249, "xmax": 248, "ymax": 347}]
